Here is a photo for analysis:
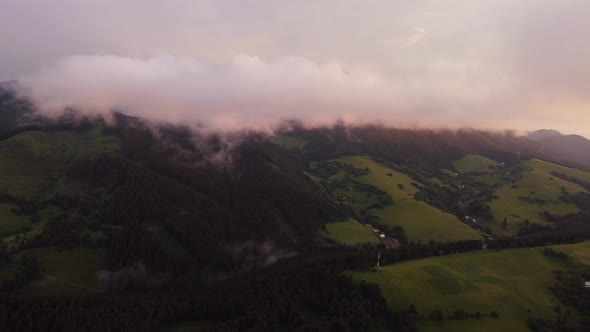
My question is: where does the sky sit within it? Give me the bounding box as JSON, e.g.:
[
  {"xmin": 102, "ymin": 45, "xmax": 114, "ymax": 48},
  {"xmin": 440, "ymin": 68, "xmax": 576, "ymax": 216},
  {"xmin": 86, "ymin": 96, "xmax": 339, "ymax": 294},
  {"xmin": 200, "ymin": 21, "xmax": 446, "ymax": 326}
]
[{"xmin": 0, "ymin": 0, "xmax": 589, "ymax": 135}]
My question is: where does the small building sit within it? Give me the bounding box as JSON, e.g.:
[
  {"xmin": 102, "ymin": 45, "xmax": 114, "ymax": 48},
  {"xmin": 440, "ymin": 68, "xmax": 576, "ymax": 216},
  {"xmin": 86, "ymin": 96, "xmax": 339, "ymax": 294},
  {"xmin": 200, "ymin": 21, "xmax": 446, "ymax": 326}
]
[
  {"xmin": 379, "ymin": 234, "xmax": 386, "ymax": 239},
  {"xmin": 585, "ymin": 281, "xmax": 590, "ymax": 288}
]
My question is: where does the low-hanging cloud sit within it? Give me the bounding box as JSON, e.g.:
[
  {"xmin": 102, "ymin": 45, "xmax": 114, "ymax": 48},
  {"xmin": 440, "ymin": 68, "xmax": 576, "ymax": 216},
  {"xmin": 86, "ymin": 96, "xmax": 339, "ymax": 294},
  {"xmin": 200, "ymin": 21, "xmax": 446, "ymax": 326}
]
[
  {"xmin": 18, "ymin": 53, "xmax": 518, "ymax": 132},
  {"xmin": 19, "ymin": 54, "xmax": 403, "ymax": 130},
  {"xmin": 5, "ymin": 0, "xmax": 590, "ymax": 135}
]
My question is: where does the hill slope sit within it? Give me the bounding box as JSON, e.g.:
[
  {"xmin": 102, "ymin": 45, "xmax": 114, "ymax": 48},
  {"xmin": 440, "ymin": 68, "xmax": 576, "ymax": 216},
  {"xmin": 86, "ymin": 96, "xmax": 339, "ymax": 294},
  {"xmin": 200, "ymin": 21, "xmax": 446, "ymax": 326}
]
[
  {"xmin": 488, "ymin": 159, "xmax": 589, "ymax": 235},
  {"xmin": 352, "ymin": 241, "xmax": 590, "ymax": 331},
  {"xmin": 0, "ymin": 128, "xmax": 120, "ymax": 198},
  {"xmin": 312, "ymin": 155, "xmax": 481, "ymax": 242},
  {"xmin": 453, "ymin": 154, "xmax": 499, "ymax": 174},
  {"xmin": 527, "ymin": 129, "xmax": 562, "ymax": 140},
  {"xmin": 0, "ymin": 118, "xmax": 350, "ymax": 296},
  {"xmin": 537, "ymin": 134, "xmax": 590, "ymax": 169},
  {"xmin": 2, "ymin": 112, "xmax": 590, "ymax": 331},
  {"xmin": 527, "ymin": 129, "xmax": 590, "ymax": 169}
]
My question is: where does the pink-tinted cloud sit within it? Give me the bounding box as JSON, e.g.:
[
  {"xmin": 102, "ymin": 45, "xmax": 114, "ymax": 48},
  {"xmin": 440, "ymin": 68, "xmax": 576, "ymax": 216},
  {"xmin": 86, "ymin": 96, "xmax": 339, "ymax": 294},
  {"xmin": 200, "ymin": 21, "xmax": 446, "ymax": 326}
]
[{"xmin": 2, "ymin": 0, "xmax": 589, "ymax": 135}]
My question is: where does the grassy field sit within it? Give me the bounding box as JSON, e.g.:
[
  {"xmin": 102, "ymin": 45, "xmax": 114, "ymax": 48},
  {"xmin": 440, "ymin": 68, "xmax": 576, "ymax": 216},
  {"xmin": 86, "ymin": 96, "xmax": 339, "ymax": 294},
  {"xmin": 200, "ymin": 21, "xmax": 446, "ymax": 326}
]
[
  {"xmin": 17, "ymin": 247, "xmax": 107, "ymax": 295},
  {"xmin": 553, "ymin": 240, "xmax": 590, "ymax": 266},
  {"xmin": 337, "ymin": 156, "xmax": 481, "ymax": 242},
  {"xmin": 2, "ymin": 206, "xmax": 61, "ymax": 247},
  {"xmin": 325, "ymin": 219, "xmax": 380, "ymax": 245},
  {"xmin": 0, "ymin": 128, "xmax": 119, "ymax": 198},
  {"xmin": 328, "ymin": 179, "xmax": 389, "ymax": 213},
  {"xmin": 489, "ymin": 159, "xmax": 588, "ymax": 235},
  {"xmin": 526, "ymin": 159, "xmax": 590, "ymax": 183},
  {"xmin": 0, "ymin": 203, "xmax": 30, "ymax": 235},
  {"xmin": 270, "ymin": 135, "xmax": 308, "ymax": 149},
  {"xmin": 2, "ymin": 219, "xmax": 47, "ymax": 249},
  {"xmin": 453, "ymin": 154, "xmax": 499, "ymax": 174},
  {"xmin": 351, "ymin": 241, "xmax": 590, "ymax": 331}
]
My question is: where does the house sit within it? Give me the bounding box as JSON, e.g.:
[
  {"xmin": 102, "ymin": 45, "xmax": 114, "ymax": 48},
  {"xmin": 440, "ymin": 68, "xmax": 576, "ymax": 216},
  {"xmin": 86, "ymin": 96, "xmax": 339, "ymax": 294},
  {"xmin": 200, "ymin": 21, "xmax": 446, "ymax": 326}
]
[
  {"xmin": 585, "ymin": 281, "xmax": 590, "ymax": 288},
  {"xmin": 379, "ymin": 234, "xmax": 386, "ymax": 239}
]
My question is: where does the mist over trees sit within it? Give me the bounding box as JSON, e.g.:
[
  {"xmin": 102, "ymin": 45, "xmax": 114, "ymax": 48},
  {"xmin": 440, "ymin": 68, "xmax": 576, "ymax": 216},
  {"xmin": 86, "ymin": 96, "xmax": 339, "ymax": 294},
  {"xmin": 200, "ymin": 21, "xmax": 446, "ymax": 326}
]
[{"xmin": 2, "ymin": 88, "xmax": 590, "ymax": 330}]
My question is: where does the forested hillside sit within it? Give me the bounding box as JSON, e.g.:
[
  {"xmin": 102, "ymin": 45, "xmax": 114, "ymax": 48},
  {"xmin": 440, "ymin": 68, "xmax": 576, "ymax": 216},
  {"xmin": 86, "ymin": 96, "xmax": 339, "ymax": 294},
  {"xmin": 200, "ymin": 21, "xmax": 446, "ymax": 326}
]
[{"xmin": 2, "ymin": 88, "xmax": 590, "ymax": 331}]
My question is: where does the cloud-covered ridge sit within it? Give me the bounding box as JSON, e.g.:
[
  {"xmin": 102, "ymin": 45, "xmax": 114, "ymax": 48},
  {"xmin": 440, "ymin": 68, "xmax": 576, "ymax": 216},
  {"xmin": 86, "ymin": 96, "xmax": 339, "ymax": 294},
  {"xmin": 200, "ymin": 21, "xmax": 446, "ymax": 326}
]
[
  {"xmin": 3, "ymin": 1, "xmax": 590, "ymax": 135},
  {"xmin": 17, "ymin": 53, "xmax": 514, "ymax": 131},
  {"xmin": 20, "ymin": 55, "xmax": 395, "ymax": 130}
]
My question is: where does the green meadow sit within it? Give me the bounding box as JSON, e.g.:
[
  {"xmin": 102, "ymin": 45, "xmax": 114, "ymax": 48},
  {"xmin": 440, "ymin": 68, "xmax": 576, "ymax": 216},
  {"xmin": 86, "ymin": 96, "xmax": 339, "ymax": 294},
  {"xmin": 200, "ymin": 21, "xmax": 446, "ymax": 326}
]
[
  {"xmin": 453, "ymin": 154, "xmax": 499, "ymax": 174},
  {"xmin": 489, "ymin": 159, "xmax": 589, "ymax": 235},
  {"xmin": 18, "ymin": 247, "xmax": 107, "ymax": 295},
  {"xmin": 351, "ymin": 241, "xmax": 590, "ymax": 332},
  {"xmin": 337, "ymin": 156, "xmax": 481, "ymax": 242},
  {"xmin": 0, "ymin": 128, "xmax": 119, "ymax": 198},
  {"xmin": 528, "ymin": 158, "xmax": 590, "ymax": 183},
  {"xmin": 0, "ymin": 203, "xmax": 31, "ymax": 236},
  {"xmin": 325, "ymin": 219, "xmax": 380, "ymax": 245},
  {"xmin": 270, "ymin": 135, "xmax": 308, "ymax": 149}
]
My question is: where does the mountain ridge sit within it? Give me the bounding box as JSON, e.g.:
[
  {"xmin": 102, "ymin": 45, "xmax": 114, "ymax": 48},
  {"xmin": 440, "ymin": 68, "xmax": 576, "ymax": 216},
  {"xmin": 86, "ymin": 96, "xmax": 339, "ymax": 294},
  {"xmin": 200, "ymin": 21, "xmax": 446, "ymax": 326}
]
[{"xmin": 527, "ymin": 129, "xmax": 563, "ymax": 140}]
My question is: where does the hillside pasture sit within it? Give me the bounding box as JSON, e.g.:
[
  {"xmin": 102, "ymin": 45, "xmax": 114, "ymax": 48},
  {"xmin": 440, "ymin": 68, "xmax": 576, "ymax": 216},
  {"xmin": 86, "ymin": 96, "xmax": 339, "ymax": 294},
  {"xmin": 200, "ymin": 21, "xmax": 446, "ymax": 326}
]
[
  {"xmin": 526, "ymin": 159, "xmax": 590, "ymax": 183},
  {"xmin": 0, "ymin": 128, "xmax": 119, "ymax": 198},
  {"xmin": 552, "ymin": 240, "xmax": 590, "ymax": 266},
  {"xmin": 18, "ymin": 247, "xmax": 107, "ymax": 295},
  {"xmin": 337, "ymin": 156, "xmax": 481, "ymax": 242},
  {"xmin": 453, "ymin": 154, "xmax": 499, "ymax": 174},
  {"xmin": 351, "ymin": 241, "xmax": 590, "ymax": 332},
  {"xmin": 0, "ymin": 203, "xmax": 31, "ymax": 236},
  {"xmin": 325, "ymin": 219, "xmax": 379, "ymax": 245},
  {"xmin": 489, "ymin": 159, "xmax": 588, "ymax": 235},
  {"xmin": 270, "ymin": 135, "xmax": 308, "ymax": 149}
]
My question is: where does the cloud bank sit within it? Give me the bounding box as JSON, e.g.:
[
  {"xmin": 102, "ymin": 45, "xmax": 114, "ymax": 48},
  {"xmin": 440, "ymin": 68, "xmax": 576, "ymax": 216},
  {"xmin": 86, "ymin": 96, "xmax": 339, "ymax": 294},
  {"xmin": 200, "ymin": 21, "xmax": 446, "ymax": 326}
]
[
  {"xmin": 14, "ymin": 53, "xmax": 522, "ymax": 132},
  {"xmin": 20, "ymin": 54, "xmax": 404, "ymax": 130},
  {"xmin": 2, "ymin": 0, "xmax": 590, "ymax": 135}
]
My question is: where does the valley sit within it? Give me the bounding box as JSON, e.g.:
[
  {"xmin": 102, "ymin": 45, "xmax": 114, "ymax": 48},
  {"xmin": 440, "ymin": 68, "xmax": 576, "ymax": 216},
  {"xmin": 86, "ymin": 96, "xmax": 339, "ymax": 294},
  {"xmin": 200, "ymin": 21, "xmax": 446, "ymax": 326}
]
[
  {"xmin": 1, "ymin": 112, "xmax": 590, "ymax": 331},
  {"xmin": 3, "ymin": 2, "xmax": 590, "ymax": 330}
]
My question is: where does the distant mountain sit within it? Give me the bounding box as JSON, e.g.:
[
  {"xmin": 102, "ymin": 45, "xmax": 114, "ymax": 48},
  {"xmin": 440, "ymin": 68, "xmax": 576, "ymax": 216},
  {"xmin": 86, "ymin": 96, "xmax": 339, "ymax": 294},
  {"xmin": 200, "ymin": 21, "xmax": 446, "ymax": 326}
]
[
  {"xmin": 0, "ymin": 80, "xmax": 18, "ymax": 88},
  {"xmin": 536, "ymin": 134, "xmax": 590, "ymax": 169},
  {"xmin": 527, "ymin": 129, "xmax": 563, "ymax": 140}
]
